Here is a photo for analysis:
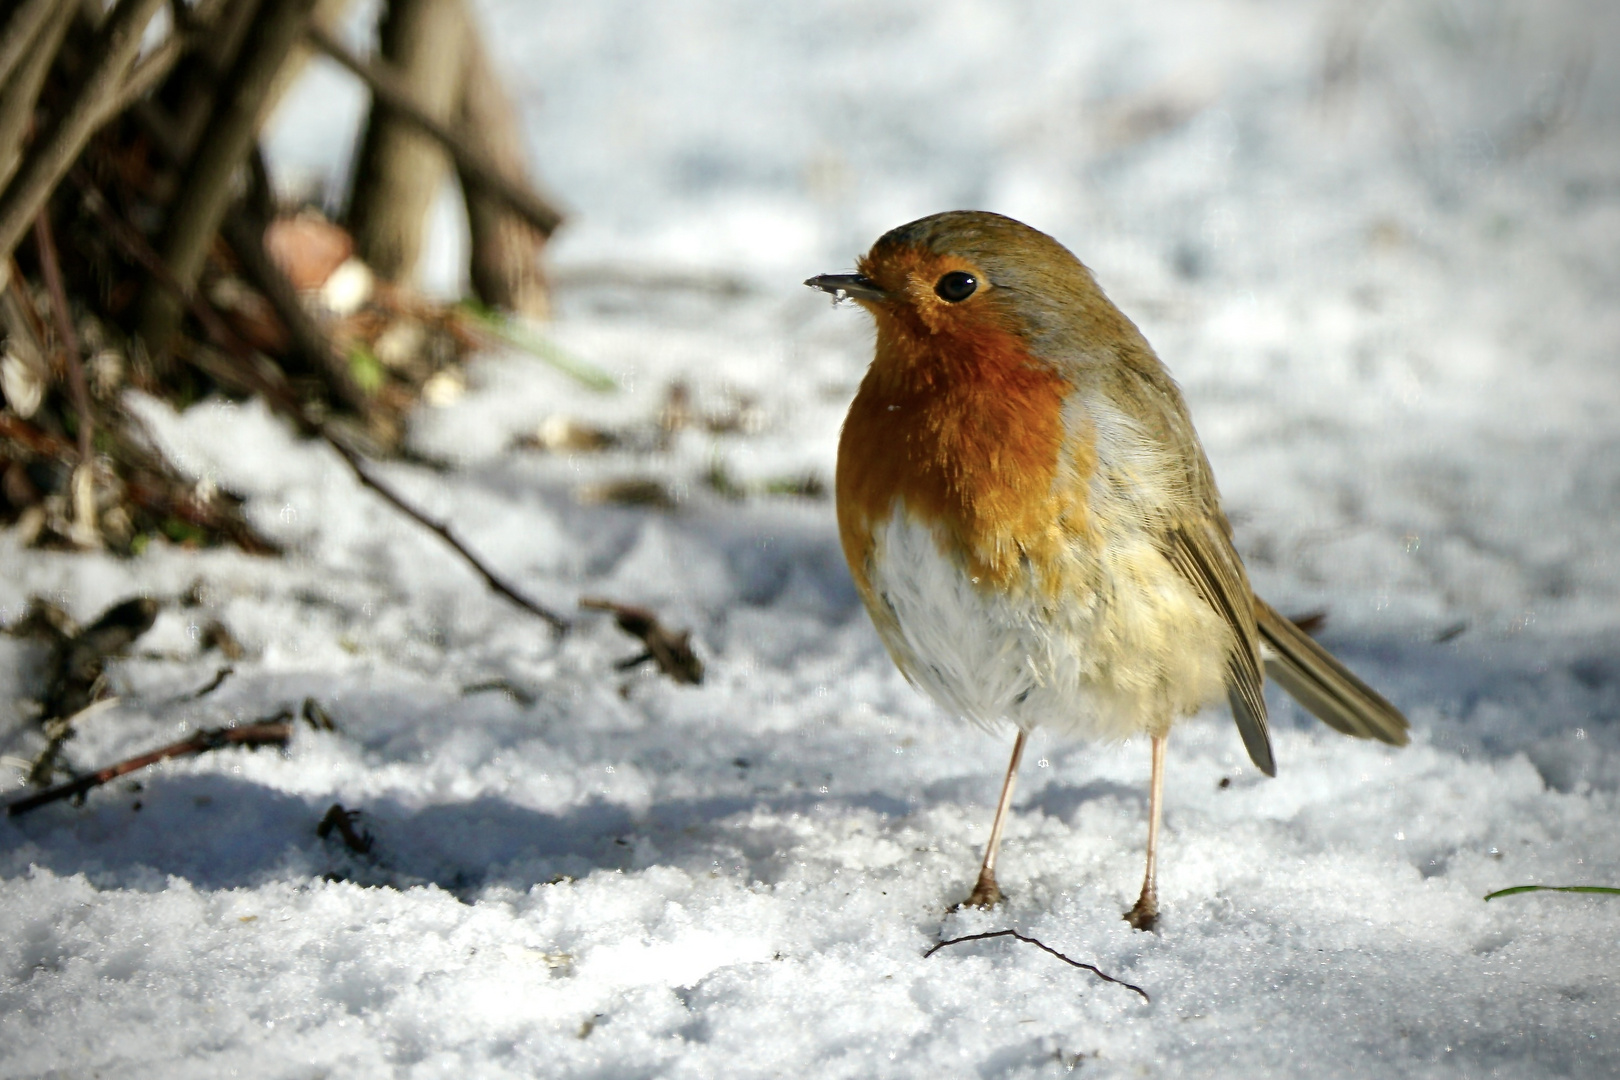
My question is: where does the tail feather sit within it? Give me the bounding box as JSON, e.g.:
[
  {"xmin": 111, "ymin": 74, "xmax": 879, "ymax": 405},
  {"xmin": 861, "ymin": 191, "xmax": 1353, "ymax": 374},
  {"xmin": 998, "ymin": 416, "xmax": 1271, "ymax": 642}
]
[{"xmin": 1253, "ymin": 598, "xmax": 1409, "ymax": 746}]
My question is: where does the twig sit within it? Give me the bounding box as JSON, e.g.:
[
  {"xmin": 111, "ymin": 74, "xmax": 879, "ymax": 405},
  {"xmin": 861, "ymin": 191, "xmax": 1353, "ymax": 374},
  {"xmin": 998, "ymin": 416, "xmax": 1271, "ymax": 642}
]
[
  {"xmin": 0, "ymin": 0, "xmax": 74, "ymax": 191},
  {"xmin": 0, "ymin": 0, "xmax": 59, "ymax": 92},
  {"xmin": 330, "ymin": 441, "xmax": 570, "ymax": 633},
  {"xmin": 347, "ymin": 0, "xmax": 470, "ymax": 282},
  {"xmin": 137, "ymin": 0, "xmax": 320, "ymax": 353},
  {"xmin": 923, "ymin": 930, "xmax": 1150, "ymax": 1003},
  {"xmin": 32, "ymin": 213, "xmax": 93, "ymax": 463},
  {"xmin": 0, "ymin": 411, "xmax": 74, "ymax": 460},
  {"xmin": 1484, "ymin": 884, "xmax": 1620, "ymax": 901},
  {"xmin": 301, "ymin": 697, "xmax": 336, "ymax": 731},
  {"xmin": 0, "ymin": 0, "xmax": 167, "ymax": 266},
  {"xmin": 191, "ymin": 665, "xmax": 234, "ymax": 698},
  {"xmin": 73, "ymin": 171, "xmax": 314, "ymax": 422},
  {"xmin": 6, "ymin": 722, "xmax": 292, "ymax": 816},
  {"xmin": 461, "ymin": 677, "xmax": 536, "ymax": 705},
  {"xmin": 74, "ymin": 170, "xmax": 569, "ymax": 635},
  {"xmin": 579, "ymin": 597, "xmax": 702, "ymax": 684},
  {"xmin": 28, "ymin": 698, "xmax": 121, "ymax": 788},
  {"xmin": 44, "ymin": 597, "xmax": 160, "ymax": 724},
  {"xmin": 316, "ymin": 803, "xmax": 372, "ymax": 854},
  {"xmin": 306, "ymin": 24, "xmax": 565, "ymax": 238},
  {"xmin": 218, "ymin": 210, "xmax": 374, "ymax": 418},
  {"xmin": 98, "ymin": 26, "xmax": 194, "ymax": 124},
  {"xmin": 457, "ymin": 22, "xmax": 550, "ymax": 317}
]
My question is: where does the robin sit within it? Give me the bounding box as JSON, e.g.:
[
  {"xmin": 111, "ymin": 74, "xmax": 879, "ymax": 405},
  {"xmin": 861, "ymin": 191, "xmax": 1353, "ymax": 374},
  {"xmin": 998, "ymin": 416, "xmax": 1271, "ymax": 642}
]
[{"xmin": 807, "ymin": 211, "xmax": 1408, "ymax": 930}]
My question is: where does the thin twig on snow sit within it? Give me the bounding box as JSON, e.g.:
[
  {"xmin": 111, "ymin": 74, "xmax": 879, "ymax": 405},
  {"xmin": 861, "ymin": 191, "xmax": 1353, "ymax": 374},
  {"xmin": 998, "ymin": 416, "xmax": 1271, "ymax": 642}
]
[
  {"xmin": 924, "ymin": 929, "xmax": 1150, "ymax": 1003},
  {"xmin": 6, "ymin": 721, "xmax": 292, "ymax": 816}
]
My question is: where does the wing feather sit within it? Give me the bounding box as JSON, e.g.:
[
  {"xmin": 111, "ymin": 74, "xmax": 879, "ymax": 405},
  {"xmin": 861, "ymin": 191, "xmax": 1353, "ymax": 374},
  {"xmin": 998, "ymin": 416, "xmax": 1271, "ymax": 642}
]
[
  {"xmin": 1254, "ymin": 598, "xmax": 1409, "ymax": 746},
  {"xmin": 1164, "ymin": 522, "xmax": 1274, "ymax": 777}
]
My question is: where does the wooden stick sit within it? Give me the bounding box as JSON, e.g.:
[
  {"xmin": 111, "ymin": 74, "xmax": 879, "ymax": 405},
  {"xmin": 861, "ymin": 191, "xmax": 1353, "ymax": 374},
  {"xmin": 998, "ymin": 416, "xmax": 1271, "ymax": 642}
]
[
  {"xmin": 217, "ymin": 210, "xmax": 374, "ymax": 419},
  {"xmin": 6, "ymin": 722, "xmax": 292, "ymax": 816},
  {"xmin": 306, "ymin": 24, "xmax": 564, "ymax": 238},
  {"xmin": 458, "ymin": 22, "xmax": 550, "ymax": 317},
  {"xmin": 579, "ymin": 597, "xmax": 701, "ymax": 683},
  {"xmin": 0, "ymin": 0, "xmax": 77, "ymax": 192},
  {"xmin": 98, "ymin": 26, "xmax": 193, "ymax": 123},
  {"xmin": 332, "ymin": 440, "xmax": 570, "ymax": 633},
  {"xmin": 0, "ymin": 0, "xmax": 166, "ymax": 267},
  {"xmin": 347, "ymin": 0, "xmax": 469, "ymax": 283},
  {"xmin": 73, "ymin": 174, "xmax": 313, "ymax": 419},
  {"xmin": 168, "ymin": 0, "xmax": 265, "ymax": 160},
  {"xmin": 0, "ymin": 0, "xmax": 60, "ymax": 91},
  {"xmin": 32, "ymin": 213, "xmax": 93, "ymax": 463},
  {"xmin": 924, "ymin": 929, "xmax": 1150, "ymax": 1003},
  {"xmin": 137, "ymin": 0, "xmax": 320, "ymax": 355},
  {"xmin": 0, "ymin": 412, "xmax": 73, "ymax": 459}
]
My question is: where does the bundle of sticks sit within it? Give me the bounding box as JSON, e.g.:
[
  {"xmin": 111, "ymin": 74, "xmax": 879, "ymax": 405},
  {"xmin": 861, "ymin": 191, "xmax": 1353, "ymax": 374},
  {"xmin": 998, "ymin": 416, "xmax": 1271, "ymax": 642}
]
[{"xmin": 0, "ymin": 0, "xmax": 564, "ymax": 553}]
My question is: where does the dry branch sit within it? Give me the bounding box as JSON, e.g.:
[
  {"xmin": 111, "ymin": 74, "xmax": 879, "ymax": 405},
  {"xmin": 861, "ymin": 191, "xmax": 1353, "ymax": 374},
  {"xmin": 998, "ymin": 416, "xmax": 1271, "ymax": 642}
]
[
  {"xmin": 306, "ymin": 24, "xmax": 564, "ymax": 238},
  {"xmin": 167, "ymin": 0, "xmax": 264, "ymax": 159},
  {"xmin": 73, "ymin": 173, "xmax": 314, "ymax": 422},
  {"xmin": 316, "ymin": 802, "xmax": 372, "ymax": 853},
  {"xmin": 218, "ymin": 210, "xmax": 373, "ymax": 419},
  {"xmin": 331, "ymin": 441, "xmax": 570, "ymax": 633},
  {"xmin": 32, "ymin": 214, "xmax": 92, "ymax": 463},
  {"xmin": 0, "ymin": 0, "xmax": 74, "ymax": 188},
  {"xmin": 0, "ymin": 0, "xmax": 166, "ymax": 266},
  {"xmin": 457, "ymin": 25, "xmax": 549, "ymax": 317},
  {"xmin": 99, "ymin": 27, "xmax": 193, "ymax": 124},
  {"xmin": 6, "ymin": 722, "xmax": 292, "ymax": 816},
  {"xmin": 348, "ymin": 0, "xmax": 469, "ymax": 281},
  {"xmin": 137, "ymin": 0, "xmax": 320, "ymax": 355},
  {"xmin": 0, "ymin": 0, "xmax": 60, "ymax": 91},
  {"xmin": 924, "ymin": 929, "xmax": 1150, "ymax": 1002},
  {"xmin": 579, "ymin": 598, "xmax": 703, "ymax": 684},
  {"xmin": 41, "ymin": 596, "xmax": 160, "ymax": 722},
  {"xmin": 0, "ymin": 412, "xmax": 70, "ymax": 459}
]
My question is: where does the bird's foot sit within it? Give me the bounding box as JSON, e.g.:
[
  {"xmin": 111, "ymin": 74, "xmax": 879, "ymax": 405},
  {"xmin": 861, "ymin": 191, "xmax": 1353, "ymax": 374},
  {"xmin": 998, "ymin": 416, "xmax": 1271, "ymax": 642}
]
[
  {"xmin": 1123, "ymin": 893, "xmax": 1158, "ymax": 933},
  {"xmin": 954, "ymin": 869, "xmax": 1003, "ymax": 910}
]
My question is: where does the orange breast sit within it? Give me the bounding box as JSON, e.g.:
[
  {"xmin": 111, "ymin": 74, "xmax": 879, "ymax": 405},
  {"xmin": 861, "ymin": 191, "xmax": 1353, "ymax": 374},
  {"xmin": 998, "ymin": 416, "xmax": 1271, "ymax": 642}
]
[{"xmin": 836, "ymin": 311, "xmax": 1094, "ymax": 603}]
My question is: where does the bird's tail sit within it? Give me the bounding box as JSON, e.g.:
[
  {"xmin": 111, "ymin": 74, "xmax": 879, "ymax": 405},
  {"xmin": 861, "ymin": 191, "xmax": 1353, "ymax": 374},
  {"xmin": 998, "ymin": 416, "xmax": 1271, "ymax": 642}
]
[{"xmin": 1253, "ymin": 598, "xmax": 1409, "ymax": 746}]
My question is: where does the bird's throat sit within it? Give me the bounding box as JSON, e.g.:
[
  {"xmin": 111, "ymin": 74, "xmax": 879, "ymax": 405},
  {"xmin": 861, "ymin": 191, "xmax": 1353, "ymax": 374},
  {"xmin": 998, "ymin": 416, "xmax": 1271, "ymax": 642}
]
[{"xmin": 836, "ymin": 318, "xmax": 1087, "ymax": 599}]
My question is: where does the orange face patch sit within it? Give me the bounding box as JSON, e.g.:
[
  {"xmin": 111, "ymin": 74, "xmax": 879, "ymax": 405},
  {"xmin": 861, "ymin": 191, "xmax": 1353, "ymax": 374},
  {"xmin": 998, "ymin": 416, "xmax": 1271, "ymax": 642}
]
[{"xmin": 836, "ymin": 245, "xmax": 1094, "ymax": 602}]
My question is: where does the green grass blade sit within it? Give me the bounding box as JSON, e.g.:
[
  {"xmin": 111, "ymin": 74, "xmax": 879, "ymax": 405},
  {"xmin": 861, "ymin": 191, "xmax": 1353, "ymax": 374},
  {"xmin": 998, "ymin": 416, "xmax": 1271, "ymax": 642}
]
[
  {"xmin": 1483, "ymin": 884, "xmax": 1620, "ymax": 901},
  {"xmin": 461, "ymin": 303, "xmax": 618, "ymax": 391}
]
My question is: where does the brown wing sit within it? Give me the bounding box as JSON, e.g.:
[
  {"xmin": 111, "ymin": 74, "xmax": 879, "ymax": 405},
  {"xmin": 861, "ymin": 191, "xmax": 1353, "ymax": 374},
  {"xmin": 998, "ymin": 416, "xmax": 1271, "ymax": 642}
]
[
  {"xmin": 1099, "ymin": 356, "xmax": 1276, "ymax": 776},
  {"xmin": 1164, "ymin": 520, "xmax": 1274, "ymax": 776}
]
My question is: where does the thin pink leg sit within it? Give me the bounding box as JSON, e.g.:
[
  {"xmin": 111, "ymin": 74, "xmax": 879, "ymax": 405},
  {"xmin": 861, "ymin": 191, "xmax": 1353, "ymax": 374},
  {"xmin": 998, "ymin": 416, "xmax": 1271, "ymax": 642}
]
[
  {"xmin": 1124, "ymin": 734, "xmax": 1167, "ymax": 931},
  {"xmin": 960, "ymin": 729, "xmax": 1028, "ymax": 909}
]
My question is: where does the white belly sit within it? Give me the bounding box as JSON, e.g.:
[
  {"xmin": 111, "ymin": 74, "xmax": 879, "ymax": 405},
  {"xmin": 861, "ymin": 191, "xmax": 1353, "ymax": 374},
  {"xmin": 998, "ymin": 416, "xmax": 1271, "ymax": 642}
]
[{"xmin": 864, "ymin": 504, "xmax": 1232, "ymax": 741}]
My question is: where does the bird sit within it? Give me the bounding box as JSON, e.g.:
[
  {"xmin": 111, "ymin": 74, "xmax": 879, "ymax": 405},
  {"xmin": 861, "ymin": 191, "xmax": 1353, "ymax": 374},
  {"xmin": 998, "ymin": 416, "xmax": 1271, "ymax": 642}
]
[{"xmin": 806, "ymin": 211, "xmax": 1408, "ymax": 930}]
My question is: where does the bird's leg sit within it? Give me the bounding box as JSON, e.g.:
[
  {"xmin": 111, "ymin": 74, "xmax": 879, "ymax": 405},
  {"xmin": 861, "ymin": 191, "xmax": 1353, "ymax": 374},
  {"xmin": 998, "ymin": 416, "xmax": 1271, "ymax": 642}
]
[
  {"xmin": 1124, "ymin": 734, "xmax": 1167, "ymax": 931},
  {"xmin": 959, "ymin": 729, "xmax": 1028, "ymax": 909}
]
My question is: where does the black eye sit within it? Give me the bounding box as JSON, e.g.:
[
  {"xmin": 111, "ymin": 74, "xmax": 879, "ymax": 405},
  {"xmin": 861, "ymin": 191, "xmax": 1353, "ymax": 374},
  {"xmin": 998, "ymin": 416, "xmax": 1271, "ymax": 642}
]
[{"xmin": 934, "ymin": 271, "xmax": 978, "ymax": 303}]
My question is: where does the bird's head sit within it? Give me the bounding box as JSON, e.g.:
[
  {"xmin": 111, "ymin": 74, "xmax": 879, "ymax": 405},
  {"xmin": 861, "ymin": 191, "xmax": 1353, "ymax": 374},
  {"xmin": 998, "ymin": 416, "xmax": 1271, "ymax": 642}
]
[{"xmin": 806, "ymin": 211, "xmax": 1136, "ymax": 386}]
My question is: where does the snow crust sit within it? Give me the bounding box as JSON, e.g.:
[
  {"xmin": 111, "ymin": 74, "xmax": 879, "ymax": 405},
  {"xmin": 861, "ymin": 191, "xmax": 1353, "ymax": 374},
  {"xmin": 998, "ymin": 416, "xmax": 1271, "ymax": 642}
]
[{"xmin": 5, "ymin": 1, "xmax": 1620, "ymax": 1075}]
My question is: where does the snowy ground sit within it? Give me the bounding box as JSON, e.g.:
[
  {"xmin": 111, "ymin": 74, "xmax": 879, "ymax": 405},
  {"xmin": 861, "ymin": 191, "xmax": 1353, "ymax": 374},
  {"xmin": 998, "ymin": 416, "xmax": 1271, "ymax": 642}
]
[{"xmin": 4, "ymin": 1, "xmax": 1620, "ymax": 1076}]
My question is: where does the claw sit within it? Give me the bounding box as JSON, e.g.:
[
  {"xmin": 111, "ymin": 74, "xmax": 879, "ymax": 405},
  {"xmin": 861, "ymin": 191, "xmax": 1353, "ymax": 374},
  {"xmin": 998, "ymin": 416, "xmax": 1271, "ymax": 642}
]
[{"xmin": 955, "ymin": 870, "xmax": 1004, "ymax": 910}]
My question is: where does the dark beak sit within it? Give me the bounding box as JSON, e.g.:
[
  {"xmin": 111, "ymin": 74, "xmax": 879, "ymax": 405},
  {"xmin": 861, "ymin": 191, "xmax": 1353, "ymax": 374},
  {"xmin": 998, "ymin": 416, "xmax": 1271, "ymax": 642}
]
[{"xmin": 804, "ymin": 273, "xmax": 887, "ymax": 303}]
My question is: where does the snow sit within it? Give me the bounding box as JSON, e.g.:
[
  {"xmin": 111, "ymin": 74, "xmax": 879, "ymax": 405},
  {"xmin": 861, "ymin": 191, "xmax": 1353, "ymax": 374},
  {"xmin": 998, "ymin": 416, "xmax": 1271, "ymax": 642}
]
[{"xmin": 4, "ymin": 0, "xmax": 1619, "ymax": 1075}]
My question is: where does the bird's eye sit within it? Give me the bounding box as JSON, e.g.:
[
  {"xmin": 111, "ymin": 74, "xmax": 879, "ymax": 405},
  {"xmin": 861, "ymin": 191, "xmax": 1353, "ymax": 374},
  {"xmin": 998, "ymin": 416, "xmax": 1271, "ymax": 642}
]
[{"xmin": 934, "ymin": 271, "xmax": 978, "ymax": 303}]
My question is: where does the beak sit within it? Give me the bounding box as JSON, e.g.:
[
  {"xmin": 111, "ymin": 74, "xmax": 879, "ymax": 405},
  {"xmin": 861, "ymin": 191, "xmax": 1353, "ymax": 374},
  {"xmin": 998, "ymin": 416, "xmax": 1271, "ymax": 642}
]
[{"xmin": 804, "ymin": 273, "xmax": 888, "ymax": 303}]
